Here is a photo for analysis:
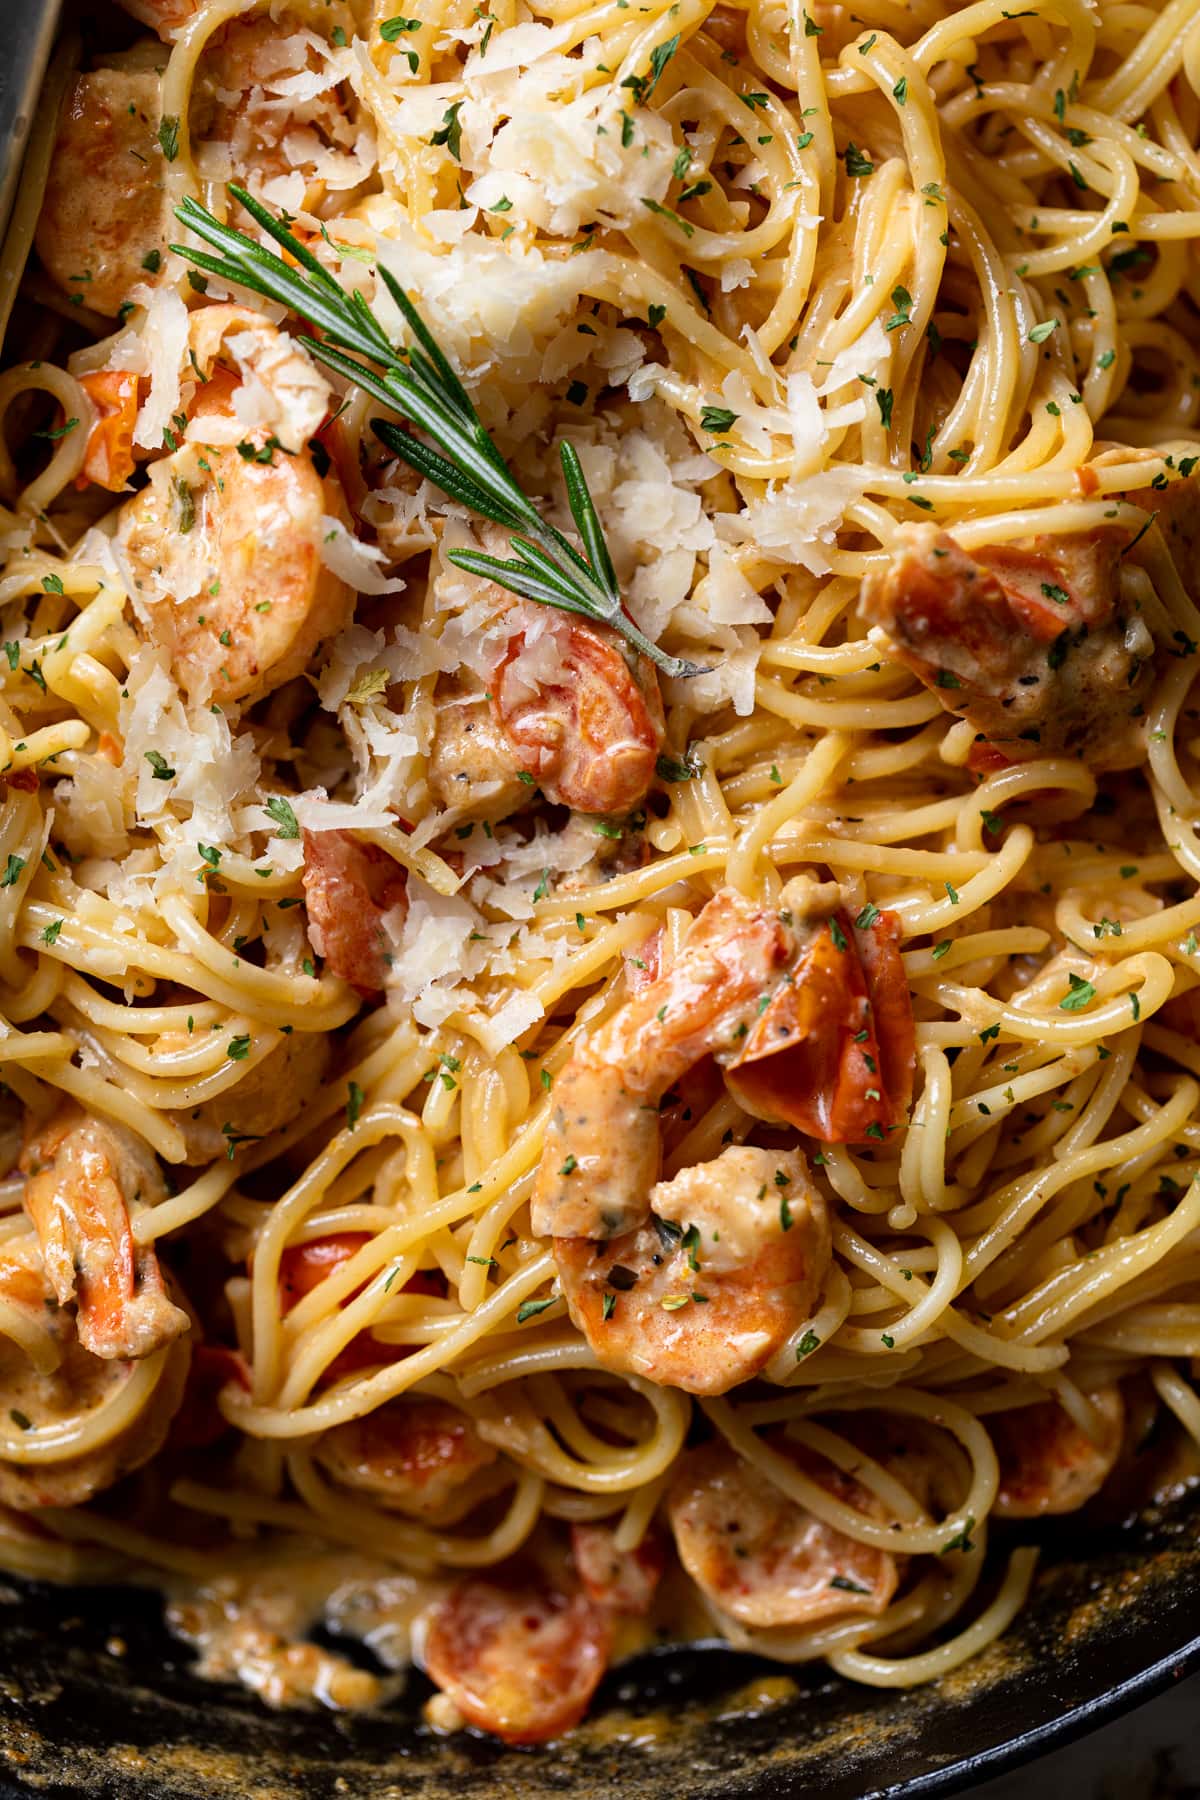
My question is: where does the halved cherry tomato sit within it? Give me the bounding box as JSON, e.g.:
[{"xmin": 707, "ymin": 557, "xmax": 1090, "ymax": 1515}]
[
  {"xmin": 74, "ymin": 371, "xmax": 138, "ymax": 492},
  {"xmin": 622, "ymin": 926, "xmax": 664, "ymax": 997},
  {"xmin": 422, "ymin": 1567, "xmax": 611, "ymax": 1743},
  {"xmin": 274, "ymin": 1234, "xmax": 446, "ymax": 1383},
  {"xmin": 491, "ymin": 616, "xmax": 664, "ymax": 815},
  {"xmin": 169, "ymin": 1342, "xmax": 250, "ymax": 1450},
  {"xmin": 725, "ymin": 909, "xmax": 914, "ymax": 1143},
  {"xmin": 277, "ymin": 1232, "xmax": 371, "ymax": 1310}
]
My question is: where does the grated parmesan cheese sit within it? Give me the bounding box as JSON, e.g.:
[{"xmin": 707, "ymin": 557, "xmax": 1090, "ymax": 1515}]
[
  {"xmin": 317, "ymin": 519, "xmax": 407, "ymax": 596},
  {"xmin": 122, "ymin": 285, "xmax": 190, "ymax": 452}
]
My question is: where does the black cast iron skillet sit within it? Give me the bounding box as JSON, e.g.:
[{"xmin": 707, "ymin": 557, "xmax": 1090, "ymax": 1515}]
[
  {"xmin": 0, "ymin": 1484, "xmax": 1196, "ymax": 1798},
  {"xmin": 1, "ymin": 5, "xmax": 1199, "ymax": 1792}
]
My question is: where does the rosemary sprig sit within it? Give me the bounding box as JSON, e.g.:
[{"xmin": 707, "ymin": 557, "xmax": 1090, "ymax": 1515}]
[{"xmin": 170, "ymin": 186, "xmax": 704, "ymax": 679}]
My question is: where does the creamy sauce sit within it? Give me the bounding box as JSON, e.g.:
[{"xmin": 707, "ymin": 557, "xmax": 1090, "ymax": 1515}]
[
  {"xmin": 157, "ymin": 1531, "xmax": 721, "ymax": 1724},
  {"xmin": 164, "ymin": 1547, "xmax": 439, "ymax": 1712}
]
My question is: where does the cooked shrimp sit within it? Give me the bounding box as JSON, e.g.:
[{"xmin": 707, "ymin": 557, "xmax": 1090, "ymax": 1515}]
[
  {"xmin": 571, "ymin": 1520, "xmax": 665, "ymax": 1615},
  {"xmin": 302, "ymin": 829, "xmax": 407, "ymax": 996},
  {"xmin": 117, "ymin": 0, "xmax": 201, "ymax": 37},
  {"xmin": 19, "ymin": 1104, "xmax": 189, "ymax": 1361},
  {"xmin": 1132, "ymin": 464, "xmax": 1200, "ymax": 599},
  {"xmin": 555, "ymin": 1146, "xmax": 830, "ymax": 1395},
  {"xmin": 491, "ymin": 609, "xmax": 665, "ymax": 815},
  {"xmin": 117, "ymin": 314, "xmax": 354, "ymax": 707},
  {"xmin": 313, "ymin": 1399, "xmax": 498, "ymax": 1520},
  {"xmin": 192, "ymin": 13, "xmax": 370, "ymax": 205},
  {"xmin": 859, "ymin": 521, "xmax": 1160, "ymax": 770},
  {"xmin": 35, "ymin": 68, "xmax": 167, "ymax": 317},
  {"xmin": 119, "ymin": 429, "xmax": 355, "ymax": 705},
  {"xmin": 532, "ymin": 886, "xmax": 792, "ymax": 1242},
  {"xmin": 668, "ymin": 1437, "xmax": 901, "ymax": 1629},
  {"xmin": 421, "ymin": 1565, "xmax": 611, "ymax": 1744},
  {"xmin": 0, "ymin": 1240, "xmax": 191, "ymax": 1510},
  {"xmin": 185, "ymin": 305, "xmax": 334, "ymax": 453},
  {"xmin": 168, "ymin": 1027, "xmax": 330, "ymax": 1165},
  {"xmin": 531, "ymin": 878, "xmax": 913, "ymax": 1241},
  {"xmin": 990, "ymin": 1387, "xmax": 1124, "ymax": 1518},
  {"xmin": 425, "ymin": 580, "xmax": 664, "ymax": 821},
  {"xmin": 426, "ymin": 674, "xmax": 530, "ymax": 823}
]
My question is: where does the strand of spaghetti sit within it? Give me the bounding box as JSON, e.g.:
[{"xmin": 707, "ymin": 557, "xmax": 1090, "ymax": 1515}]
[
  {"xmin": 158, "ymin": 895, "xmax": 363, "ymax": 1026},
  {"xmin": 19, "ymin": 899, "xmax": 358, "ymax": 1031},
  {"xmin": 175, "ymin": 1461, "xmax": 545, "ymax": 1571},
  {"xmin": 833, "ymin": 1222, "xmax": 1068, "ymax": 1372},
  {"xmin": 961, "ymin": 1079, "xmax": 1199, "ymax": 1286},
  {"xmin": 703, "ymin": 1389, "xmax": 999, "ymax": 1555},
  {"xmin": 725, "ymin": 730, "xmax": 848, "ymax": 894},
  {"xmin": 456, "ymin": 1333, "xmax": 604, "ymax": 1397},
  {"xmin": 1005, "ymin": 1173, "xmax": 1200, "ymax": 1342},
  {"xmin": 0, "ymin": 1514, "xmax": 120, "ymax": 1584},
  {"xmin": 0, "ymin": 1352, "xmax": 170, "ymax": 1462},
  {"xmin": 12, "ymin": 1060, "xmax": 189, "ymax": 1162},
  {"xmin": 288, "ymin": 1451, "xmax": 547, "ymax": 1567},
  {"xmin": 228, "ymin": 1250, "xmax": 557, "ymax": 1436},
  {"xmin": 1150, "ymin": 1364, "xmax": 1200, "ymax": 1449},
  {"xmin": 249, "ymin": 1102, "xmax": 434, "ymax": 1398},
  {"xmin": 936, "ymin": 952, "xmax": 1174, "ymax": 1047},
  {"xmin": 829, "ymin": 1548, "xmax": 1040, "ymax": 1687},
  {"xmin": 38, "ymin": 1508, "xmax": 217, "ymax": 1581},
  {"xmin": 132, "ymin": 1161, "xmax": 239, "ymax": 1243}
]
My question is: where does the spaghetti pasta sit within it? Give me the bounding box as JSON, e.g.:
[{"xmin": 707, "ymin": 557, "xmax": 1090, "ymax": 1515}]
[{"xmin": 0, "ymin": 0, "xmax": 1198, "ymax": 1744}]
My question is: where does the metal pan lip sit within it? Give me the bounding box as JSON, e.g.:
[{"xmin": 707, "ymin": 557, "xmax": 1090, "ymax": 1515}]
[
  {"xmin": 839, "ymin": 1633, "xmax": 1200, "ymax": 1800},
  {"xmin": 0, "ymin": 0, "xmax": 62, "ymax": 246},
  {"xmin": 0, "ymin": 8, "xmax": 1196, "ymax": 1796}
]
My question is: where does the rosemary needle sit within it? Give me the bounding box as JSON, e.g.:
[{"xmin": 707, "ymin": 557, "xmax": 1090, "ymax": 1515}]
[{"xmin": 170, "ymin": 186, "xmax": 706, "ymax": 679}]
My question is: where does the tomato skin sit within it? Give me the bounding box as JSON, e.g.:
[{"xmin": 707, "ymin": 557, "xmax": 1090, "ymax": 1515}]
[
  {"xmin": 966, "ymin": 741, "xmax": 1014, "ymax": 774},
  {"xmin": 274, "ymin": 1235, "xmax": 446, "ymax": 1383},
  {"xmin": 491, "ymin": 615, "xmax": 665, "ymax": 815},
  {"xmin": 622, "ymin": 926, "xmax": 664, "ymax": 997},
  {"xmin": 75, "ymin": 370, "xmax": 138, "ymax": 492},
  {"xmin": 423, "ymin": 1568, "xmax": 611, "ymax": 1744},
  {"xmin": 169, "ymin": 1343, "xmax": 250, "ymax": 1450},
  {"xmin": 725, "ymin": 908, "xmax": 914, "ymax": 1143},
  {"xmin": 854, "ymin": 908, "xmax": 916, "ymax": 1124},
  {"xmin": 277, "ymin": 1233, "xmax": 371, "ymax": 1310}
]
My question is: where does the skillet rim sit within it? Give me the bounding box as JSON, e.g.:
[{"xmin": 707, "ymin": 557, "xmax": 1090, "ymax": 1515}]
[{"xmin": 0, "ymin": 8, "xmax": 1197, "ymax": 1796}]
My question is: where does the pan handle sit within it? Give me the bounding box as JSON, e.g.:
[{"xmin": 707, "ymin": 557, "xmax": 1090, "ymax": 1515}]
[{"xmin": 0, "ymin": 0, "xmax": 64, "ymax": 246}]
